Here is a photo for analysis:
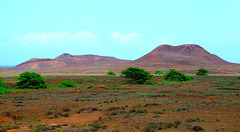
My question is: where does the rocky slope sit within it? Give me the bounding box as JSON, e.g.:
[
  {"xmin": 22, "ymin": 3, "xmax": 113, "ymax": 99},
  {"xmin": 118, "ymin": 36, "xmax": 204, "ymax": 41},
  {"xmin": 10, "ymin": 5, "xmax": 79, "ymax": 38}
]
[
  {"xmin": 14, "ymin": 53, "xmax": 130, "ymax": 70},
  {"xmin": 133, "ymin": 44, "xmax": 231, "ymax": 66}
]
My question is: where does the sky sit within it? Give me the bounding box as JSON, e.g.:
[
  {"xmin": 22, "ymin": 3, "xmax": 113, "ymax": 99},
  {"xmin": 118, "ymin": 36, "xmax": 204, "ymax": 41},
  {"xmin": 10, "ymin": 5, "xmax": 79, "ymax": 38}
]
[{"xmin": 0, "ymin": 0, "xmax": 240, "ymax": 66}]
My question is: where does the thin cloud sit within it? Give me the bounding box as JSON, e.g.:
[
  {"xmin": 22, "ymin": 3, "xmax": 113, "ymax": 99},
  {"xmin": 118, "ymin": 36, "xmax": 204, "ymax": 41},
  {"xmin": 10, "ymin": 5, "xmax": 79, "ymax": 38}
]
[
  {"xmin": 109, "ymin": 32, "xmax": 144, "ymax": 42},
  {"xmin": 23, "ymin": 31, "xmax": 97, "ymax": 42},
  {"xmin": 16, "ymin": 31, "xmax": 98, "ymax": 48}
]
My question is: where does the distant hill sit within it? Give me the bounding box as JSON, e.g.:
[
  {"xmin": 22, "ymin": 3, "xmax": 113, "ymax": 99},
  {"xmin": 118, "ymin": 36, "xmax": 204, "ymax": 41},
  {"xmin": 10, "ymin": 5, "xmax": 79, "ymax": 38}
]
[
  {"xmin": 133, "ymin": 44, "xmax": 231, "ymax": 66},
  {"xmin": 14, "ymin": 53, "xmax": 130, "ymax": 70},
  {"xmin": 11, "ymin": 44, "xmax": 239, "ymax": 74}
]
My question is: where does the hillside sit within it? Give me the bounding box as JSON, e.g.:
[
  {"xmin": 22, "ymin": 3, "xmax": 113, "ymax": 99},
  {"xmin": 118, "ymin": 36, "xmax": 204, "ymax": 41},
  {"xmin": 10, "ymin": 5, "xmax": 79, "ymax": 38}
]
[
  {"xmin": 10, "ymin": 44, "xmax": 240, "ymax": 74},
  {"xmin": 134, "ymin": 44, "xmax": 231, "ymax": 66},
  {"xmin": 14, "ymin": 53, "xmax": 131, "ymax": 70}
]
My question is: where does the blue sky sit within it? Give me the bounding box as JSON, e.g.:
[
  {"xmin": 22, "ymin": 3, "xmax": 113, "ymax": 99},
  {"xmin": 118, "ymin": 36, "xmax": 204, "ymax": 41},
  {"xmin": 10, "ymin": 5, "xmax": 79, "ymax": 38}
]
[{"xmin": 0, "ymin": 0, "xmax": 240, "ymax": 65}]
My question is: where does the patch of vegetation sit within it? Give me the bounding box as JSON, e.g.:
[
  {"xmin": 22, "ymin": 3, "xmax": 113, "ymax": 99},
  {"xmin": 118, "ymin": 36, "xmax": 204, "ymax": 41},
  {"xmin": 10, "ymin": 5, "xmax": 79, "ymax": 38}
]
[
  {"xmin": 76, "ymin": 107, "xmax": 99, "ymax": 114},
  {"xmin": 238, "ymin": 76, "xmax": 240, "ymax": 79},
  {"xmin": 139, "ymin": 93, "xmax": 175, "ymax": 98},
  {"xmin": 196, "ymin": 68, "xmax": 208, "ymax": 76},
  {"xmin": 0, "ymin": 124, "xmax": 19, "ymax": 131},
  {"xmin": 152, "ymin": 110, "xmax": 165, "ymax": 115},
  {"xmin": 58, "ymin": 80, "xmax": 77, "ymax": 88},
  {"xmin": 0, "ymin": 77, "xmax": 8, "ymax": 87},
  {"xmin": 78, "ymin": 124, "xmax": 107, "ymax": 132},
  {"xmin": 107, "ymin": 84, "xmax": 120, "ymax": 86},
  {"xmin": 15, "ymin": 71, "xmax": 47, "ymax": 89},
  {"xmin": 121, "ymin": 67, "xmax": 153, "ymax": 84},
  {"xmin": 142, "ymin": 120, "xmax": 182, "ymax": 132},
  {"xmin": 104, "ymin": 106, "xmax": 125, "ymax": 111},
  {"xmin": 86, "ymin": 78, "xmax": 99, "ymax": 82},
  {"xmin": 35, "ymin": 124, "xmax": 49, "ymax": 132},
  {"xmin": 144, "ymin": 81, "xmax": 157, "ymax": 85},
  {"xmin": 11, "ymin": 71, "xmax": 16, "ymax": 73},
  {"xmin": 185, "ymin": 117, "xmax": 205, "ymax": 122},
  {"xmin": 163, "ymin": 69, "xmax": 194, "ymax": 82},
  {"xmin": 184, "ymin": 123, "xmax": 205, "ymax": 131},
  {"xmin": 0, "ymin": 77, "xmax": 12, "ymax": 94},
  {"xmin": 105, "ymin": 87, "xmax": 130, "ymax": 90},
  {"xmin": 105, "ymin": 71, "xmax": 116, "ymax": 76},
  {"xmin": 128, "ymin": 107, "xmax": 148, "ymax": 114},
  {"xmin": 215, "ymin": 87, "xmax": 240, "ymax": 90},
  {"xmin": 154, "ymin": 70, "xmax": 164, "ymax": 75}
]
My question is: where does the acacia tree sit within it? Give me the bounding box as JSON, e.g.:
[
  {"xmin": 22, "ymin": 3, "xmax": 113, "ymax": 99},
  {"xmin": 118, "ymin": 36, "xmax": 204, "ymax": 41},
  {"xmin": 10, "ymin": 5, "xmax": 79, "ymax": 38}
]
[
  {"xmin": 15, "ymin": 71, "xmax": 47, "ymax": 89},
  {"xmin": 154, "ymin": 70, "xmax": 164, "ymax": 75},
  {"xmin": 196, "ymin": 68, "xmax": 208, "ymax": 76},
  {"xmin": 121, "ymin": 67, "xmax": 153, "ymax": 84},
  {"xmin": 164, "ymin": 69, "xmax": 194, "ymax": 82}
]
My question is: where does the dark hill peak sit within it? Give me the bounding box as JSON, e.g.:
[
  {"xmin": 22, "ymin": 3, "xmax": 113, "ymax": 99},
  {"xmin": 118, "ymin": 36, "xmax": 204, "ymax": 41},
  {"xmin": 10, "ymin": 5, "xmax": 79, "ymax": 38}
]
[
  {"xmin": 153, "ymin": 44, "xmax": 203, "ymax": 52},
  {"xmin": 56, "ymin": 53, "xmax": 73, "ymax": 59}
]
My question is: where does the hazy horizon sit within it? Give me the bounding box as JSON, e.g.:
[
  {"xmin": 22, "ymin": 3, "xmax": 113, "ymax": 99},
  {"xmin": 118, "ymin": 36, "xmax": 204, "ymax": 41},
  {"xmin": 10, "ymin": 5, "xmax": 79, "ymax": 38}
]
[{"xmin": 1, "ymin": 0, "xmax": 240, "ymax": 65}]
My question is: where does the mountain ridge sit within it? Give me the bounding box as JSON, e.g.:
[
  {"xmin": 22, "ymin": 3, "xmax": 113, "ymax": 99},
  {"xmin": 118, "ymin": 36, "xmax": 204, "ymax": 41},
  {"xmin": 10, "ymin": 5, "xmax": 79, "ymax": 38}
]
[{"xmin": 13, "ymin": 44, "xmax": 238, "ymax": 71}]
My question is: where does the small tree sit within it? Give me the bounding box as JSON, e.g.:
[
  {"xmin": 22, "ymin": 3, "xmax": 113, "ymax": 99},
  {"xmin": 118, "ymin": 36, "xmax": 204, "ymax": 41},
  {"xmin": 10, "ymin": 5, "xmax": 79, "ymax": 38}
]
[
  {"xmin": 154, "ymin": 70, "xmax": 164, "ymax": 75},
  {"xmin": 121, "ymin": 67, "xmax": 153, "ymax": 84},
  {"xmin": 196, "ymin": 68, "xmax": 208, "ymax": 76},
  {"xmin": 105, "ymin": 71, "xmax": 116, "ymax": 76},
  {"xmin": 164, "ymin": 69, "xmax": 194, "ymax": 82},
  {"xmin": 15, "ymin": 71, "xmax": 47, "ymax": 89}
]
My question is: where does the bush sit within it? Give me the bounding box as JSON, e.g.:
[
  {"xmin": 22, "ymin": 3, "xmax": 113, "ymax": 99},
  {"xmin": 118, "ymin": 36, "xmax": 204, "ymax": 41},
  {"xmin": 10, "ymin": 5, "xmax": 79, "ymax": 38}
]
[
  {"xmin": 121, "ymin": 67, "xmax": 153, "ymax": 84},
  {"xmin": 154, "ymin": 70, "xmax": 164, "ymax": 75},
  {"xmin": 0, "ymin": 77, "xmax": 8, "ymax": 87},
  {"xmin": 185, "ymin": 124, "xmax": 205, "ymax": 131},
  {"xmin": 15, "ymin": 71, "xmax": 47, "ymax": 89},
  {"xmin": 105, "ymin": 71, "xmax": 116, "ymax": 76},
  {"xmin": 58, "ymin": 81, "xmax": 77, "ymax": 88},
  {"xmin": 238, "ymin": 76, "xmax": 240, "ymax": 79},
  {"xmin": 142, "ymin": 120, "xmax": 182, "ymax": 132},
  {"xmin": 164, "ymin": 69, "xmax": 194, "ymax": 82},
  {"xmin": 0, "ymin": 87, "xmax": 12, "ymax": 94},
  {"xmin": 196, "ymin": 68, "xmax": 208, "ymax": 76}
]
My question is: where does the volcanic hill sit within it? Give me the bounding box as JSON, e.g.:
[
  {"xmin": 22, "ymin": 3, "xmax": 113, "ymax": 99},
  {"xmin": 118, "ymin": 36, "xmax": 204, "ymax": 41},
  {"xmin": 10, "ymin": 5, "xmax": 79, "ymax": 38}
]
[
  {"xmin": 133, "ymin": 44, "xmax": 231, "ymax": 66},
  {"xmin": 14, "ymin": 54, "xmax": 130, "ymax": 70},
  {"xmin": 11, "ymin": 44, "xmax": 239, "ymax": 74}
]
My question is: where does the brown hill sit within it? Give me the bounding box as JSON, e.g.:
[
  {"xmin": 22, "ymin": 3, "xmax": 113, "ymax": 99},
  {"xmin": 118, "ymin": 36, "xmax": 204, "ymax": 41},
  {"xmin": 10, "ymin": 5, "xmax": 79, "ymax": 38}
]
[
  {"xmin": 133, "ymin": 44, "xmax": 231, "ymax": 66},
  {"xmin": 12, "ymin": 44, "xmax": 239, "ymax": 74},
  {"xmin": 14, "ymin": 53, "xmax": 131, "ymax": 70}
]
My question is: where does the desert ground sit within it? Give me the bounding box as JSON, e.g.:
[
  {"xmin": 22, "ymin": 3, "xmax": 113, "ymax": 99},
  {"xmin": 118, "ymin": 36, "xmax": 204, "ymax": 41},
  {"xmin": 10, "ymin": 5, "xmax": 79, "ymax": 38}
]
[{"xmin": 0, "ymin": 74, "xmax": 240, "ymax": 132}]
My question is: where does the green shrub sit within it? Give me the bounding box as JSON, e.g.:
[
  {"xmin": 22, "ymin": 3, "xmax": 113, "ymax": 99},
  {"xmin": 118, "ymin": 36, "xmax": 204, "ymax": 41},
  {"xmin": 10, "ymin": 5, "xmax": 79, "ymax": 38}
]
[
  {"xmin": 196, "ymin": 68, "xmax": 208, "ymax": 76},
  {"xmin": 0, "ymin": 87, "xmax": 12, "ymax": 94},
  {"xmin": 238, "ymin": 76, "xmax": 240, "ymax": 79},
  {"xmin": 15, "ymin": 71, "xmax": 47, "ymax": 89},
  {"xmin": 144, "ymin": 81, "xmax": 157, "ymax": 85},
  {"xmin": 121, "ymin": 67, "xmax": 153, "ymax": 84},
  {"xmin": 0, "ymin": 77, "xmax": 8, "ymax": 87},
  {"xmin": 154, "ymin": 70, "xmax": 164, "ymax": 75},
  {"xmin": 86, "ymin": 78, "xmax": 99, "ymax": 82},
  {"xmin": 164, "ymin": 69, "xmax": 194, "ymax": 82},
  {"xmin": 105, "ymin": 71, "xmax": 116, "ymax": 76},
  {"xmin": 58, "ymin": 81, "xmax": 77, "ymax": 88}
]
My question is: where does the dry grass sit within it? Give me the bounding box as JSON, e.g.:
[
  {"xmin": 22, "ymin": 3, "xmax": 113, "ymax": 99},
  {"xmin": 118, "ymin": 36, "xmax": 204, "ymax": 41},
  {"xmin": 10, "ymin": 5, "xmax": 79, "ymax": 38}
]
[{"xmin": 0, "ymin": 75, "xmax": 240, "ymax": 131}]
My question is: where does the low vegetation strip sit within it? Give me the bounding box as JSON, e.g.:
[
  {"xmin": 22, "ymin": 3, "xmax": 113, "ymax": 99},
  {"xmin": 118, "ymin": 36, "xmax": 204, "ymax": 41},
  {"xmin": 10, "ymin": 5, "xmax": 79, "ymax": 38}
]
[{"xmin": 215, "ymin": 87, "xmax": 240, "ymax": 90}]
